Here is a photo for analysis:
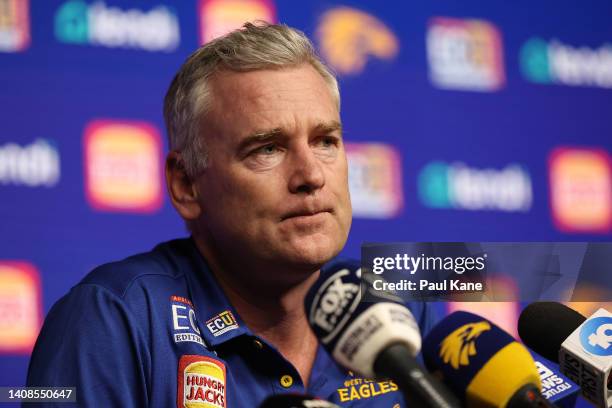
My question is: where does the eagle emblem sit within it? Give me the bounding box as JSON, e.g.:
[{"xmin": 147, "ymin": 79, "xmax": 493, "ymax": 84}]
[
  {"xmin": 316, "ymin": 7, "xmax": 399, "ymax": 75},
  {"xmin": 439, "ymin": 321, "xmax": 491, "ymax": 369}
]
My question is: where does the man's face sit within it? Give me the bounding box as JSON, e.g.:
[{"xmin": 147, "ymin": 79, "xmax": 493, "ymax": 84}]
[{"xmin": 192, "ymin": 63, "xmax": 352, "ymax": 273}]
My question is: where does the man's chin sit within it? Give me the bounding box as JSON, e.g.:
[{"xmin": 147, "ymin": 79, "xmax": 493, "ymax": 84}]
[{"xmin": 280, "ymin": 237, "xmax": 342, "ymax": 270}]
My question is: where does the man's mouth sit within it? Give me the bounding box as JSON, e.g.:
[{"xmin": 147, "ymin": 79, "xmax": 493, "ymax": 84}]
[{"xmin": 281, "ymin": 208, "xmax": 333, "ymax": 221}]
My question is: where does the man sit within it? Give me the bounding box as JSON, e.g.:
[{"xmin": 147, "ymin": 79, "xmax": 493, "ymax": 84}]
[{"xmin": 27, "ymin": 22, "xmax": 434, "ymax": 406}]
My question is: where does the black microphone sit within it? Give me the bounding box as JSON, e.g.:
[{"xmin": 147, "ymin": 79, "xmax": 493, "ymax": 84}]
[
  {"xmin": 259, "ymin": 393, "xmax": 340, "ymax": 408},
  {"xmin": 305, "ymin": 260, "xmax": 460, "ymax": 408},
  {"xmin": 518, "ymin": 302, "xmax": 612, "ymax": 407},
  {"xmin": 518, "ymin": 302, "xmax": 586, "ymax": 362}
]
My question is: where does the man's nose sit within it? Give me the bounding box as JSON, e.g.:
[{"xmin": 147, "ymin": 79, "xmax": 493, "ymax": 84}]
[{"xmin": 287, "ymin": 144, "xmax": 326, "ymax": 194}]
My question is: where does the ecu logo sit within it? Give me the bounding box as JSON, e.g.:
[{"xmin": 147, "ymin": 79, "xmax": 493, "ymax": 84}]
[
  {"xmin": 206, "ymin": 310, "xmax": 238, "ymax": 337},
  {"xmin": 440, "ymin": 321, "xmax": 490, "ymax": 369}
]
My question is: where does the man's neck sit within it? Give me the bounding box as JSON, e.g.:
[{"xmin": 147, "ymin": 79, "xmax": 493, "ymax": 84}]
[
  {"xmin": 194, "ymin": 237, "xmax": 320, "ymax": 386},
  {"xmin": 220, "ymin": 275, "xmax": 320, "ymax": 386}
]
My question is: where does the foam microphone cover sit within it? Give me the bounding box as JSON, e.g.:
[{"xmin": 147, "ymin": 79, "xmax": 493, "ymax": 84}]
[
  {"xmin": 518, "ymin": 302, "xmax": 586, "ymax": 362},
  {"xmin": 423, "ymin": 311, "xmax": 542, "ymax": 408},
  {"xmin": 305, "ymin": 259, "xmax": 421, "ymax": 378}
]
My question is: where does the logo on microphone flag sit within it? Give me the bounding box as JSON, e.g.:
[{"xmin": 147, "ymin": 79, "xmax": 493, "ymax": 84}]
[
  {"xmin": 529, "ymin": 353, "xmax": 579, "ymax": 404},
  {"xmin": 579, "ymin": 316, "xmax": 612, "ymax": 356},
  {"xmin": 440, "ymin": 321, "xmax": 491, "ymax": 369},
  {"xmin": 423, "ymin": 311, "xmax": 540, "ymax": 404},
  {"xmin": 307, "ymin": 268, "xmax": 361, "ymax": 344}
]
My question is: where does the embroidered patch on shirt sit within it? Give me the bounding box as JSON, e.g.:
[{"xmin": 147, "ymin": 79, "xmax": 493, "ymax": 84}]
[
  {"xmin": 178, "ymin": 355, "xmax": 227, "ymax": 408},
  {"xmin": 170, "ymin": 296, "xmax": 206, "ymax": 348},
  {"xmin": 205, "ymin": 310, "xmax": 238, "ymax": 337}
]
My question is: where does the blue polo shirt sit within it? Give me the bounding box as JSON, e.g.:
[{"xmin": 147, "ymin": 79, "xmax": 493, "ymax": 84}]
[{"xmin": 27, "ymin": 238, "xmax": 436, "ymax": 407}]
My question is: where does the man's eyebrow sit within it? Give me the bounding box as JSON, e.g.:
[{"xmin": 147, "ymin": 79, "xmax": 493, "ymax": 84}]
[
  {"xmin": 236, "ymin": 121, "xmax": 344, "ymax": 154},
  {"xmin": 313, "ymin": 121, "xmax": 343, "ymax": 136},
  {"xmin": 236, "ymin": 128, "xmax": 284, "ymax": 154}
]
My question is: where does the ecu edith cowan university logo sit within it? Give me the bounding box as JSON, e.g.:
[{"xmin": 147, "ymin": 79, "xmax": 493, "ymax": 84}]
[{"xmin": 205, "ymin": 310, "xmax": 238, "ymax": 337}]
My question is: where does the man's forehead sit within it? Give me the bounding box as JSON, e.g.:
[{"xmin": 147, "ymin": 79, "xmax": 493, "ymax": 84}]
[
  {"xmin": 242, "ymin": 120, "xmax": 343, "ymax": 141},
  {"xmin": 205, "ymin": 65, "xmax": 339, "ymax": 141},
  {"xmin": 210, "ymin": 65, "xmax": 335, "ymax": 106}
]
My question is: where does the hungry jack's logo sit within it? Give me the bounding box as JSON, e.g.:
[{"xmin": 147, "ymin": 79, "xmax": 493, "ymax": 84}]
[
  {"xmin": 178, "ymin": 355, "xmax": 226, "ymax": 407},
  {"xmin": 440, "ymin": 321, "xmax": 491, "ymax": 369}
]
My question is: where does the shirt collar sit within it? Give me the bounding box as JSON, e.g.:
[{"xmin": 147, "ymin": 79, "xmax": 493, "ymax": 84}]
[{"xmin": 182, "ymin": 237, "xmax": 252, "ymax": 348}]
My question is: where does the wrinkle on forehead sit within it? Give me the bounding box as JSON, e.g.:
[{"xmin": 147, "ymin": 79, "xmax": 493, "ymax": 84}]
[{"xmin": 204, "ymin": 64, "xmax": 339, "ymax": 143}]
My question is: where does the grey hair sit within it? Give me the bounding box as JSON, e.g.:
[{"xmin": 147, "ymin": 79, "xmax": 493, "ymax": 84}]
[{"xmin": 163, "ymin": 21, "xmax": 340, "ymax": 177}]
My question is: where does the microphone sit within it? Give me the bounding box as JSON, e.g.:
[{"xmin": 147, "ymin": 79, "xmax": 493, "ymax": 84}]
[
  {"xmin": 422, "ymin": 310, "xmax": 552, "ymax": 408},
  {"xmin": 305, "ymin": 260, "xmax": 460, "ymax": 408},
  {"xmin": 529, "ymin": 351, "xmax": 580, "ymax": 408},
  {"xmin": 518, "ymin": 302, "xmax": 586, "ymax": 362},
  {"xmin": 518, "ymin": 302, "xmax": 612, "ymax": 407},
  {"xmin": 259, "ymin": 393, "xmax": 340, "ymax": 408}
]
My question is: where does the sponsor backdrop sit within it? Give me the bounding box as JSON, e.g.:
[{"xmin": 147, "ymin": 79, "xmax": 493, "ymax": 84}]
[{"xmin": 0, "ymin": 0, "xmax": 611, "ymax": 396}]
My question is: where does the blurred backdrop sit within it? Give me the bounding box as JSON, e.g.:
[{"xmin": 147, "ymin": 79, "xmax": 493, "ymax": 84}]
[{"xmin": 0, "ymin": 0, "xmax": 611, "ymax": 389}]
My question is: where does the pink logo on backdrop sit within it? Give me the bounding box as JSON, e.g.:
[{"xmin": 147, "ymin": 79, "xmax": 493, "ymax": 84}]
[
  {"xmin": 0, "ymin": 0, "xmax": 30, "ymax": 52},
  {"xmin": 549, "ymin": 147, "xmax": 611, "ymax": 234},
  {"xmin": 84, "ymin": 119, "xmax": 164, "ymax": 213},
  {"xmin": 0, "ymin": 261, "xmax": 42, "ymax": 354},
  {"xmin": 345, "ymin": 142, "xmax": 404, "ymax": 218},
  {"xmin": 198, "ymin": 0, "xmax": 276, "ymax": 44}
]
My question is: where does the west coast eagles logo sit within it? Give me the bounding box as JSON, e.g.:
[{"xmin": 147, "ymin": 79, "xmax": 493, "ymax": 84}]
[
  {"xmin": 439, "ymin": 321, "xmax": 491, "ymax": 369},
  {"xmin": 316, "ymin": 7, "xmax": 399, "ymax": 75}
]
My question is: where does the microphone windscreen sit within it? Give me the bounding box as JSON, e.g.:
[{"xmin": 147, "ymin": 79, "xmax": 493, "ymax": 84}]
[
  {"xmin": 305, "ymin": 259, "xmax": 421, "ymax": 378},
  {"xmin": 305, "ymin": 259, "xmax": 364, "ymax": 353},
  {"xmin": 423, "ymin": 311, "xmax": 541, "ymax": 407},
  {"xmin": 518, "ymin": 302, "xmax": 586, "ymax": 363}
]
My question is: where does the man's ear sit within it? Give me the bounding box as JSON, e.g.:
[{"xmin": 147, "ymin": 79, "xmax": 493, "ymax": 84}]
[{"xmin": 165, "ymin": 151, "xmax": 201, "ymax": 220}]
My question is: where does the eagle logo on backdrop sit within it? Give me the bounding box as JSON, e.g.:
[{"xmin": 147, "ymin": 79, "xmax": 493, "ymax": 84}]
[
  {"xmin": 316, "ymin": 6, "xmax": 399, "ymax": 75},
  {"xmin": 439, "ymin": 321, "xmax": 491, "ymax": 369}
]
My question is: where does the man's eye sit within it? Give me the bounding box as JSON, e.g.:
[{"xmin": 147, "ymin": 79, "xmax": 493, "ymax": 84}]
[
  {"xmin": 253, "ymin": 144, "xmax": 279, "ymax": 155},
  {"xmin": 317, "ymin": 136, "xmax": 339, "ymax": 148}
]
